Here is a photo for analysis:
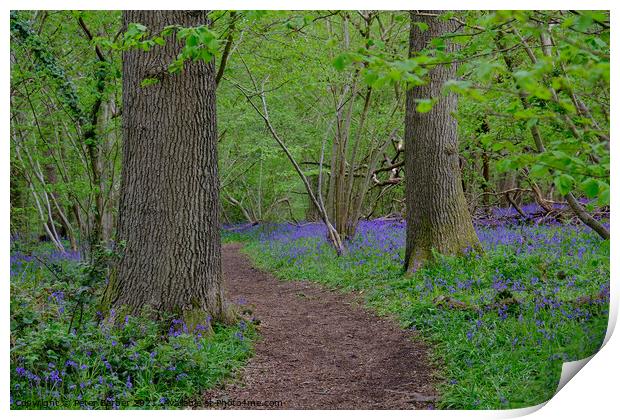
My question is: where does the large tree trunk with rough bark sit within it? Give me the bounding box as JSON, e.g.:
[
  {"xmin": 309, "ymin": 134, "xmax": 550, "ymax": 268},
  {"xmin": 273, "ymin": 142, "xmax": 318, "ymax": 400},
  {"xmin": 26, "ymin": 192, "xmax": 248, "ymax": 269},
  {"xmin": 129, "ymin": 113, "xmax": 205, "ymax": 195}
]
[
  {"xmin": 105, "ymin": 10, "xmax": 226, "ymax": 326},
  {"xmin": 404, "ymin": 11, "xmax": 481, "ymax": 273}
]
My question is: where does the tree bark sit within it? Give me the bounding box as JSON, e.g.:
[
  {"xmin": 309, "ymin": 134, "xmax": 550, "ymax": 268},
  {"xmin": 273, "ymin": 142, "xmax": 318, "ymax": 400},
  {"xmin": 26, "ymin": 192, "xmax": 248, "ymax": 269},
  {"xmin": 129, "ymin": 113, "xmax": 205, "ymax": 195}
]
[
  {"xmin": 105, "ymin": 10, "xmax": 226, "ymax": 326},
  {"xmin": 565, "ymin": 193, "xmax": 609, "ymax": 240},
  {"xmin": 305, "ymin": 175, "xmax": 321, "ymax": 221},
  {"xmin": 404, "ymin": 11, "xmax": 481, "ymax": 273}
]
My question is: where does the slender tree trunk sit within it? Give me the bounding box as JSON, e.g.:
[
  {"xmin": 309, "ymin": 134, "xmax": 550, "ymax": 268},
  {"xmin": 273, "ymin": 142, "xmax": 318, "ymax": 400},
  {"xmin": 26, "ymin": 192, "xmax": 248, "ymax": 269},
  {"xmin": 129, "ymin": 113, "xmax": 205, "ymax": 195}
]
[
  {"xmin": 105, "ymin": 10, "xmax": 227, "ymax": 326},
  {"xmin": 326, "ymin": 135, "xmax": 338, "ymax": 223},
  {"xmin": 404, "ymin": 11, "xmax": 481, "ymax": 273},
  {"xmin": 482, "ymin": 151, "xmax": 490, "ymax": 207},
  {"xmin": 305, "ymin": 175, "xmax": 321, "ymax": 221},
  {"xmin": 10, "ymin": 165, "xmax": 27, "ymax": 238},
  {"xmin": 498, "ymin": 172, "xmax": 517, "ymax": 207},
  {"xmin": 478, "ymin": 118, "xmax": 491, "ymax": 208}
]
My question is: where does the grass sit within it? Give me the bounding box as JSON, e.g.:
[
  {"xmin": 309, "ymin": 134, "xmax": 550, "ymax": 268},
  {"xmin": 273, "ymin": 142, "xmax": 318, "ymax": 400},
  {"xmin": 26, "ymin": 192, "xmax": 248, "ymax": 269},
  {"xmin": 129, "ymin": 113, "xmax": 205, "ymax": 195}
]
[
  {"xmin": 230, "ymin": 218, "xmax": 609, "ymax": 409},
  {"xmin": 10, "ymin": 241, "xmax": 255, "ymax": 409}
]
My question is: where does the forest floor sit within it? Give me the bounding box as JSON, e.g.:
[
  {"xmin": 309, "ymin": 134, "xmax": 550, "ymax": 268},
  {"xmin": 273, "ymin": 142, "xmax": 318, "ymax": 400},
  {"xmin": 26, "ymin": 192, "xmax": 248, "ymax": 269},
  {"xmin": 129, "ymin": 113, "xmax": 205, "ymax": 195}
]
[{"xmin": 204, "ymin": 243, "xmax": 437, "ymax": 409}]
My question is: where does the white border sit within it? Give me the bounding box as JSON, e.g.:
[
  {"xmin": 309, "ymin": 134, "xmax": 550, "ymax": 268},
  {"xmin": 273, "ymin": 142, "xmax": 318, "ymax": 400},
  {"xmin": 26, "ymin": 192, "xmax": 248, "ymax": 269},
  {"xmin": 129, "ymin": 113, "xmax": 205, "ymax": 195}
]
[{"xmin": 2, "ymin": 2, "xmax": 617, "ymax": 419}]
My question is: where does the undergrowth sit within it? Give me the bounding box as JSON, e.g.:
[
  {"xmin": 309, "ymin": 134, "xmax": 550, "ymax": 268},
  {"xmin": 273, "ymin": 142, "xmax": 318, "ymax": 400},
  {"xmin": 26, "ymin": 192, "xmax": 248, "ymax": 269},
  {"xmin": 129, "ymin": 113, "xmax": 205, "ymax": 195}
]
[
  {"xmin": 233, "ymin": 219, "xmax": 609, "ymax": 409},
  {"xmin": 10, "ymin": 241, "xmax": 254, "ymax": 409}
]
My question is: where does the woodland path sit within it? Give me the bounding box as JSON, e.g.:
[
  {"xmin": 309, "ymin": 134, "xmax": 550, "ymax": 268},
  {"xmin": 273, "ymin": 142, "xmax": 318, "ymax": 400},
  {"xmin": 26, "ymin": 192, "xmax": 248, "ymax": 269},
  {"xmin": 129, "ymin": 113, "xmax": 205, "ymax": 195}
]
[{"xmin": 204, "ymin": 243, "xmax": 437, "ymax": 409}]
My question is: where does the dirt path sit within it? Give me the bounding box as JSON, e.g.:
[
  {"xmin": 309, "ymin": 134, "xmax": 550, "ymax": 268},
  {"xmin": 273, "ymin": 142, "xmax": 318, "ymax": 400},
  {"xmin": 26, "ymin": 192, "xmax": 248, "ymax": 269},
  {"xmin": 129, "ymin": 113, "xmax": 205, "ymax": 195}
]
[{"xmin": 205, "ymin": 243, "xmax": 437, "ymax": 409}]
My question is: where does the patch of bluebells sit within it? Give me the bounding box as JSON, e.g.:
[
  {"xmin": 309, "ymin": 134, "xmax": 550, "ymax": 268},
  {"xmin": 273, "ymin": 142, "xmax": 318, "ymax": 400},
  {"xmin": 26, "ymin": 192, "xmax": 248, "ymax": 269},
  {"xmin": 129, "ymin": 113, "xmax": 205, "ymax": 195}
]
[
  {"xmin": 11, "ymin": 246, "xmax": 86, "ymax": 343},
  {"xmin": 10, "ymin": 248, "xmax": 81, "ymax": 278},
  {"xmin": 246, "ymin": 216, "xmax": 608, "ymax": 308},
  {"xmin": 168, "ymin": 319, "xmax": 189, "ymax": 337},
  {"xmin": 11, "ymin": 246, "xmax": 254, "ymax": 409},
  {"xmin": 243, "ymin": 213, "xmax": 606, "ymax": 282},
  {"xmin": 242, "ymin": 209, "xmax": 609, "ymax": 409},
  {"xmin": 11, "ymin": 310, "xmax": 253, "ymax": 409}
]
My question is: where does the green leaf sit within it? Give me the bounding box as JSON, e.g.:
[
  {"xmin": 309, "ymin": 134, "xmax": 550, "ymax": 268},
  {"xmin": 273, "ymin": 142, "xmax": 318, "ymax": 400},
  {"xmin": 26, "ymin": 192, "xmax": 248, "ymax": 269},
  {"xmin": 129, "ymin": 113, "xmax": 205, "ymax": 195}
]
[
  {"xmin": 597, "ymin": 185, "xmax": 610, "ymax": 206},
  {"xmin": 495, "ymin": 159, "xmax": 511, "ymax": 173},
  {"xmin": 526, "ymin": 118, "xmax": 538, "ymax": 129},
  {"xmin": 388, "ymin": 68, "xmax": 402, "ymax": 82},
  {"xmin": 198, "ymin": 48, "xmax": 213, "ymax": 62},
  {"xmin": 529, "ymin": 164, "xmax": 549, "ymax": 179},
  {"xmin": 550, "ymin": 151, "xmax": 575, "ymax": 169},
  {"xmin": 363, "ymin": 70, "xmax": 379, "ymax": 86},
  {"xmin": 554, "ymin": 174, "xmax": 574, "ymax": 195},
  {"xmin": 332, "ymin": 54, "xmax": 349, "ymax": 71},
  {"xmin": 186, "ymin": 34, "xmax": 198, "ymax": 47},
  {"xmin": 429, "ymin": 37, "xmax": 445, "ymax": 51},
  {"xmin": 491, "ymin": 142, "xmax": 505, "ymax": 152},
  {"xmin": 580, "ymin": 178, "xmax": 600, "ymax": 198},
  {"xmin": 168, "ymin": 58, "xmax": 184, "ymax": 74},
  {"xmin": 415, "ymin": 98, "xmax": 436, "ymax": 113},
  {"xmin": 476, "ymin": 61, "xmax": 501, "ymax": 81},
  {"xmin": 444, "ymin": 79, "xmax": 472, "ymax": 94},
  {"xmin": 412, "ymin": 21, "xmax": 429, "ymax": 32},
  {"xmin": 575, "ymin": 13, "xmax": 594, "ymax": 32}
]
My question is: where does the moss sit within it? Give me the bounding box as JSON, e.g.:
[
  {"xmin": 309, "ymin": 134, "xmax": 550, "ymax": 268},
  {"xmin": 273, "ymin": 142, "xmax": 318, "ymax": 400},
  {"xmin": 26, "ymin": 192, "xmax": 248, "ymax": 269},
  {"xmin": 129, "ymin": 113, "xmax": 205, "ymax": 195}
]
[
  {"xmin": 181, "ymin": 298, "xmax": 238, "ymax": 332},
  {"xmin": 405, "ymin": 212, "xmax": 482, "ymax": 274},
  {"xmin": 182, "ymin": 306, "xmax": 214, "ymax": 333},
  {"xmin": 98, "ymin": 269, "xmax": 119, "ymax": 314},
  {"xmin": 103, "ymin": 285, "xmax": 238, "ymax": 330}
]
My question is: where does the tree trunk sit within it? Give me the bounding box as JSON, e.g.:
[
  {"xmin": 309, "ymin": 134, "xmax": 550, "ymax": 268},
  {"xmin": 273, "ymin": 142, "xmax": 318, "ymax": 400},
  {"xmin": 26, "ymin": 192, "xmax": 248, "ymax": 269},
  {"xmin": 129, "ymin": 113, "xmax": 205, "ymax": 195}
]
[
  {"xmin": 404, "ymin": 11, "xmax": 481, "ymax": 273},
  {"xmin": 482, "ymin": 151, "xmax": 490, "ymax": 207},
  {"xmin": 565, "ymin": 192, "xmax": 609, "ymax": 240},
  {"xmin": 105, "ymin": 10, "xmax": 227, "ymax": 326},
  {"xmin": 305, "ymin": 175, "xmax": 321, "ymax": 221},
  {"xmin": 479, "ymin": 118, "xmax": 491, "ymax": 209}
]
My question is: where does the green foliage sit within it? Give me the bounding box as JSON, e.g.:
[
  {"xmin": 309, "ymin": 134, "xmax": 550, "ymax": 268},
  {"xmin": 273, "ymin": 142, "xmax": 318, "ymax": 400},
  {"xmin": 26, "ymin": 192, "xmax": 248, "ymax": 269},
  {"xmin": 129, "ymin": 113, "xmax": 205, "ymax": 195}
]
[
  {"xmin": 329, "ymin": 10, "xmax": 609, "ymax": 210},
  {"xmin": 10, "ymin": 10, "xmax": 123, "ymax": 244},
  {"xmin": 11, "ymin": 10, "xmax": 609, "ymax": 232},
  {"xmin": 168, "ymin": 25, "xmax": 220, "ymax": 73},
  {"xmin": 10, "ymin": 11, "xmax": 86, "ymax": 123},
  {"xmin": 10, "ymin": 243, "xmax": 254, "ymax": 409},
  {"xmin": 452, "ymin": 11, "xmax": 609, "ymax": 206},
  {"xmin": 217, "ymin": 11, "xmax": 410, "ymax": 222}
]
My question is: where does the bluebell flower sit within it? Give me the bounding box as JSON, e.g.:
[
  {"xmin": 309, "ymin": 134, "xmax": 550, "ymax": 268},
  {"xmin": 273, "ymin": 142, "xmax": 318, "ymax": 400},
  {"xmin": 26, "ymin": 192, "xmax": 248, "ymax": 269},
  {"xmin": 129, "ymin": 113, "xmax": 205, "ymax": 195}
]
[{"xmin": 47, "ymin": 370, "xmax": 62, "ymax": 384}]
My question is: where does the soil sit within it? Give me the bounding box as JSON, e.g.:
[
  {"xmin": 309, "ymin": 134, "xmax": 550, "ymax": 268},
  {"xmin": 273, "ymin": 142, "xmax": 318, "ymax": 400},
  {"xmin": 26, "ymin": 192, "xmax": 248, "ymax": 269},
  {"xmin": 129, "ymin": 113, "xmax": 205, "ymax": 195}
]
[{"xmin": 204, "ymin": 243, "xmax": 437, "ymax": 410}]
